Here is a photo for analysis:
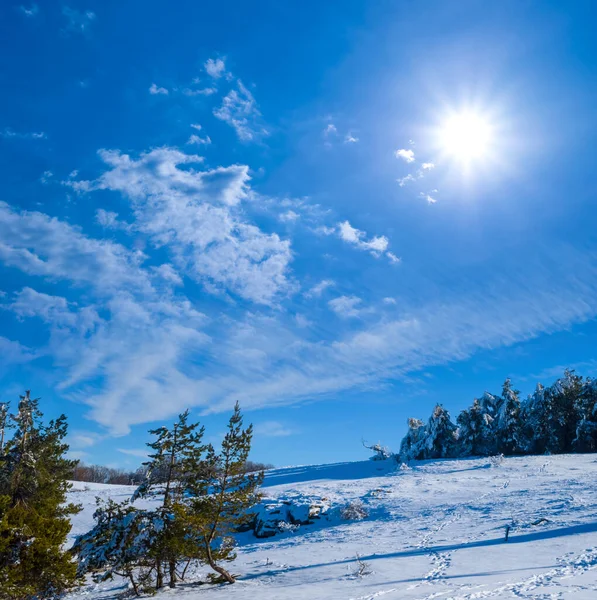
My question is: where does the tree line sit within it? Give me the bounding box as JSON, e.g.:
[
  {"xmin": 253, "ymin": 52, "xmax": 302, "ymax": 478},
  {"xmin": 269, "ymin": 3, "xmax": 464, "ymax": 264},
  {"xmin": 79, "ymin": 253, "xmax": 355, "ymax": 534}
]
[
  {"xmin": 0, "ymin": 392, "xmax": 263, "ymax": 599},
  {"xmin": 399, "ymin": 369, "xmax": 597, "ymax": 461},
  {"xmin": 72, "ymin": 459, "xmax": 273, "ymax": 486}
]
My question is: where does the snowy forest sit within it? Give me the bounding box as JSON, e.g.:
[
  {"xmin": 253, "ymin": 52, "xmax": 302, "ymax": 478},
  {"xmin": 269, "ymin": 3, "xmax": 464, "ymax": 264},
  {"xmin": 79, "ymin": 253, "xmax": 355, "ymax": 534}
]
[{"xmin": 399, "ymin": 369, "xmax": 597, "ymax": 461}]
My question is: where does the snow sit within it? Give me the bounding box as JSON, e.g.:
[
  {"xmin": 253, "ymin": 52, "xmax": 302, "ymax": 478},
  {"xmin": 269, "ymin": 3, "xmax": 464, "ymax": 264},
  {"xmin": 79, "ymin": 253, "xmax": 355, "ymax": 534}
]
[{"xmin": 66, "ymin": 453, "xmax": 597, "ymax": 599}]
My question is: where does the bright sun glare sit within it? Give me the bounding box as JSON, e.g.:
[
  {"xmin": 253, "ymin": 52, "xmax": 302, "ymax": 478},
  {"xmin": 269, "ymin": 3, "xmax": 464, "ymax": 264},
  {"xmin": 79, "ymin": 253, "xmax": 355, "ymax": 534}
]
[{"xmin": 438, "ymin": 111, "xmax": 493, "ymax": 164}]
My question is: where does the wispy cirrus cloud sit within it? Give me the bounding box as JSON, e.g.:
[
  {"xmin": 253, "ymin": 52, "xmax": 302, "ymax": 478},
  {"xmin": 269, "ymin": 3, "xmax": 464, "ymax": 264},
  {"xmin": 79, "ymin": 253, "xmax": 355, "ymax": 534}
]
[
  {"xmin": 254, "ymin": 421, "xmax": 294, "ymax": 437},
  {"xmin": 213, "ymin": 80, "xmax": 267, "ymax": 142},
  {"xmin": 1, "ymin": 128, "xmax": 46, "ymax": 140},
  {"xmin": 305, "ymin": 279, "xmax": 335, "ymax": 298},
  {"xmin": 0, "ymin": 201, "xmax": 151, "ymax": 295}
]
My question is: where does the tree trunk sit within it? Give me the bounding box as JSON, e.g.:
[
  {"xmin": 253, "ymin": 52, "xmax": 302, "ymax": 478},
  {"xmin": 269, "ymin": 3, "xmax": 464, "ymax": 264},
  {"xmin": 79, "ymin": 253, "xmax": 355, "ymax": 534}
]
[
  {"xmin": 205, "ymin": 542, "xmax": 235, "ymax": 583},
  {"xmin": 169, "ymin": 559, "xmax": 177, "ymax": 588},
  {"xmin": 156, "ymin": 559, "xmax": 164, "ymax": 589}
]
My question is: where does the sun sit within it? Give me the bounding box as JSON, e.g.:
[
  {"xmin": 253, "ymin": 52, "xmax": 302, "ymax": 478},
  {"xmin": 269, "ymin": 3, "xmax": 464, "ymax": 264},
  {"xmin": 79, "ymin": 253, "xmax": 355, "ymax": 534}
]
[{"xmin": 438, "ymin": 111, "xmax": 494, "ymax": 164}]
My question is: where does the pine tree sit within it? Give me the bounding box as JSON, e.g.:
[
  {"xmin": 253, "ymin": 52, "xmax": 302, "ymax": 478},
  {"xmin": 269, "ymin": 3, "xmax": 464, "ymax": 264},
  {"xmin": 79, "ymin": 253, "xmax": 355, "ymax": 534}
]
[
  {"xmin": 399, "ymin": 418, "xmax": 425, "ymax": 461},
  {"xmin": 457, "ymin": 399, "xmax": 492, "ymax": 456},
  {"xmin": 495, "ymin": 378, "xmax": 523, "ymax": 454},
  {"xmin": 188, "ymin": 402, "xmax": 263, "ymax": 583},
  {"xmin": 573, "ymin": 378, "xmax": 597, "ymax": 452},
  {"xmin": 73, "ymin": 498, "xmax": 159, "ymax": 596},
  {"xmin": 421, "ymin": 404, "xmax": 458, "ymax": 459},
  {"xmin": 0, "ymin": 403, "xmax": 8, "ymax": 451},
  {"xmin": 0, "ymin": 391, "xmax": 80, "ymax": 599},
  {"xmin": 132, "ymin": 410, "xmax": 206, "ymax": 589}
]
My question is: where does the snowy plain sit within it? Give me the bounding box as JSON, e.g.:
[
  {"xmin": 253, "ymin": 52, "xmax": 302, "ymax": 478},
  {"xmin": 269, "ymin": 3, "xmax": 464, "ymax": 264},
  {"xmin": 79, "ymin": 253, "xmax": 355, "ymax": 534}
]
[{"xmin": 66, "ymin": 453, "xmax": 597, "ymax": 599}]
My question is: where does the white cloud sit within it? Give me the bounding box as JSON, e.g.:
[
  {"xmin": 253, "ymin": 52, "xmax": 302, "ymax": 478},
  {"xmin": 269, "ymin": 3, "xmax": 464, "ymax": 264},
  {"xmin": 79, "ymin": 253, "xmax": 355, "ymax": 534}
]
[
  {"xmin": 344, "ymin": 133, "xmax": 359, "ymax": 143},
  {"xmin": 383, "ymin": 297, "xmax": 397, "ymax": 305},
  {"xmin": 118, "ymin": 448, "xmax": 150, "ymax": 458},
  {"xmin": 419, "ymin": 192, "xmax": 437, "ymax": 204},
  {"xmin": 305, "ymin": 279, "xmax": 335, "ymax": 298},
  {"xmin": 62, "ymin": 6, "xmax": 95, "ymax": 34},
  {"xmin": 95, "ymin": 209, "xmax": 132, "ymax": 231},
  {"xmin": 40, "ymin": 170, "xmax": 53, "ymax": 184},
  {"xmin": 67, "ymin": 148, "xmax": 292, "ymax": 305},
  {"xmin": 337, "ymin": 220, "xmax": 389, "ymax": 256},
  {"xmin": 386, "ymin": 251, "xmax": 401, "ymax": 264},
  {"xmin": 213, "ymin": 81, "xmax": 266, "ymax": 142},
  {"xmin": 20, "ymin": 4, "xmax": 38, "ymax": 17},
  {"xmin": 69, "ymin": 430, "xmax": 103, "ymax": 449},
  {"xmin": 328, "ymin": 295, "xmax": 362, "ymax": 318},
  {"xmin": 0, "ymin": 336, "xmax": 35, "ymax": 365},
  {"xmin": 1, "ymin": 128, "xmax": 46, "ymax": 140},
  {"xmin": 278, "ymin": 210, "xmax": 299, "ymax": 223},
  {"xmin": 254, "ymin": 421, "xmax": 293, "ymax": 437},
  {"xmin": 204, "ymin": 58, "xmax": 227, "ymax": 79},
  {"xmin": 294, "ymin": 314, "xmax": 312, "ymax": 328},
  {"xmin": 397, "ymin": 174, "xmax": 415, "ymax": 187},
  {"xmin": 151, "ymin": 264, "xmax": 183, "ymax": 286},
  {"xmin": 0, "ymin": 202, "xmax": 151, "ymax": 295},
  {"xmin": 149, "ymin": 83, "xmax": 168, "ymax": 95},
  {"xmin": 324, "ymin": 123, "xmax": 337, "ymax": 136},
  {"xmin": 9, "ymin": 287, "xmax": 99, "ymax": 333},
  {"xmin": 422, "ymin": 162, "xmax": 435, "ymax": 170},
  {"xmin": 395, "ymin": 148, "xmax": 415, "ymax": 163},
  {"xmin": 183, "ymin": 87, "xmax": 216, "ymax": 97},
  {"xmin": 187, "ymin": 132, "xmax": 211, "ymax": 145}
]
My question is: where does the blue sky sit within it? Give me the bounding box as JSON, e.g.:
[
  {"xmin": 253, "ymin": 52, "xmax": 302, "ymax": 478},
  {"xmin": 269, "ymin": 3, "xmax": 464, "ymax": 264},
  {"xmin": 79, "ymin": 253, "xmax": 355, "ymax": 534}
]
[{"xmin": 2, "ymin": 0, "xmax": 597, "ymax": 468}]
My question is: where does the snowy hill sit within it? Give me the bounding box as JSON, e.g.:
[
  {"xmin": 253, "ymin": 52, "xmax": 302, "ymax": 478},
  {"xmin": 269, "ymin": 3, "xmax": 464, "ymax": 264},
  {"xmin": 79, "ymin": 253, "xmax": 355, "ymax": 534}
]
[{"xmin": 66, "ymin": 454, "xmax": 597, "ymax": 599}]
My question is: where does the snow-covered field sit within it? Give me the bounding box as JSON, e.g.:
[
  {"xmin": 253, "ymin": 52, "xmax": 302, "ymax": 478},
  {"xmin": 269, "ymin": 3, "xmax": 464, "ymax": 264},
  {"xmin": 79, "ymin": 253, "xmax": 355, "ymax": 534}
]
[{"xmin": 66, "ymin": 454, "xmax": 597, "ymax": 599}]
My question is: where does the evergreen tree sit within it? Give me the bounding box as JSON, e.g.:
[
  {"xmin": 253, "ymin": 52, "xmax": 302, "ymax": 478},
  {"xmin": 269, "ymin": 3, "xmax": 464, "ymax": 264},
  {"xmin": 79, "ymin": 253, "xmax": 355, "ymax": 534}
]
[
  {"xmin": 457, "ymin": 399, "xmax": 493, "ymax": 456},
  {"xmin": 73, "ymin": 498, "xmax": 159, "ymax": 596},
  {"xmin": 520, "ymin": 383, "xmax": 550, "ymax": 453},
  {"xmin": 573, "ymin": 378, "xmax": 597, "ymax": 452},
  {"xmin": 0, "ymin": 403, "xmax": 8, "ymax": 451},
  {"xmin": 399, "ymin": 418, "xmax": 425, "ymax": 461},
  {"xmin": 188, "ymin": 402, "xmax": 263, "ymax": 583},
  {"xmin": 495, "ymin": 378, "xmax": 523, "ymax": 454},
  {"xmin": 132, "ymin": 410, "xmax": 206, "ymax": 589},
  {"xmin": 0, "ymin": 391, "xmax": 80, "ymax": 599},
  {"xmin": 421, "ymin": 404, "xmax": 458, "ymax": 459}
]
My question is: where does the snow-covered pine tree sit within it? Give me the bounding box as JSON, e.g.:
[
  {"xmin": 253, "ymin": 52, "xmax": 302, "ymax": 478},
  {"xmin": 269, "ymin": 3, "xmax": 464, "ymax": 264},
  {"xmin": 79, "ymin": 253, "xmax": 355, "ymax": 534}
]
[
  {"xmin": 399, "ymin": 418, "xmax": 425, "ymax": 461},
  {"xmin": 0, "ymin": 391, "xmax": 80, "ymax": 599},
  {"xmin": 421, "ymin": 404, "xmax": 458, "ymax": 459},
  {"xmin": 519, "ymin": 382, "xmax": 550, "ymax": 453},
  {"xmin": 73, "ymin": 498, "xmax": 159, "ymax": 596},
  {"xmin": 495, "ymin": 378, "xmax": 523, "ymax": 455},
  {"xmin": 572, "ymin": 378, "xmax": 597, "ymax": 452},
  {"xmin": 187, "ymin": 402, "xmax": 263, "ymax": 584},
  {"xmin": 456, "ymin": 398, "xmax": 493, "ymax": 456},
  {"xmin": 541, "ymin": 370, "xmax": 584, "ymax": 453}
]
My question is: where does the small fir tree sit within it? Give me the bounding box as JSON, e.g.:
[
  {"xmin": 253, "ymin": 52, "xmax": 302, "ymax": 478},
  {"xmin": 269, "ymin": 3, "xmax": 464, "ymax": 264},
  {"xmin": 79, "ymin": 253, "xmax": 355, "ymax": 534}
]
[
  {"xmin": 132, "ymin": 410, "xmax": 207, "ymax": 589},
  {"xmin": 189, "ymin": 402, "xmax": 263, "ymax": 583}
]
